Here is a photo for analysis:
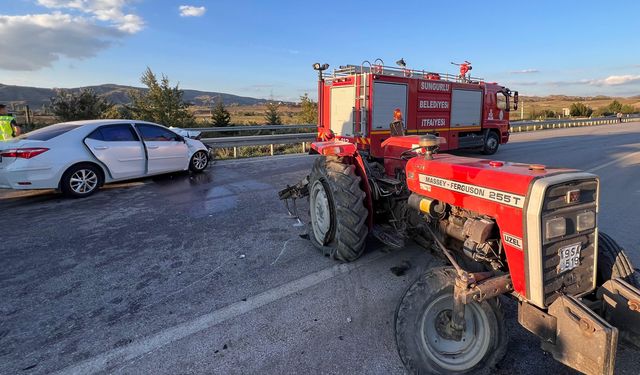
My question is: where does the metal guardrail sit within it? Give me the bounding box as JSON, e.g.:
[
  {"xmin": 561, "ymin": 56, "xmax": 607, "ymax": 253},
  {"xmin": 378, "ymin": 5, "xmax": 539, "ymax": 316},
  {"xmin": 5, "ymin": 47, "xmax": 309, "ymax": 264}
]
[
  {"xmin": 186, "ymin": 124, "xmax": 316, "ymax": 157},
  {"xmin": 187, "ymin": 116, "xmax": 640, "ymax": 157},
  {"xmin": 509, "ymin": 115, "xmax": 640, "ymax": 132},
  {"xmin": 189, "ymin": 124, "xmax": 316, "ymax": 133},
  {"xmin": 203, "ymin": 133, "xmax": 315, "ymax": 147}
]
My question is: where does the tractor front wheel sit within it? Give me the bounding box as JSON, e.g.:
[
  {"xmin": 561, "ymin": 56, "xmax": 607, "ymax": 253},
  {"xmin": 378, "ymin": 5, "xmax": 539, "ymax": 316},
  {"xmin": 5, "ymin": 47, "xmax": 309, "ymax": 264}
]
[
  {"xmin": 308, "ymin": 156, "xmax": 368, "ymax": 262},
  {"xmin": 395, "ymin": 267, "xmax": 508, "ymax": 374},
  {"xmin": 597, "ymin": 231, "xmax": 640, "ymax": 288}
]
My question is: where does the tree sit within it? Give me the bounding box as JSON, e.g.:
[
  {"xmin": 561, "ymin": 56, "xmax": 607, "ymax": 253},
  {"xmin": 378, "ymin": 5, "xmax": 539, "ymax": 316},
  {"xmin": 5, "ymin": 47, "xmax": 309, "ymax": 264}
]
[
  {"xmin": 211, "ymin": 100, "xmax": 231, "ymax": 126},
  {"xmin": 540, "ymin": 109, "xmax": 557, "ymax": 118},
  {"xmin": 608, "ymin": 100, "xmax": 623, "ymax": 114},
  {"xmin": 594, "ymin": 106, "xmax": 612, "ymax": 117},
  {"xmin": 569, "ymin": 102, "xmax": 593, "ymax": 117},
  {"xmin": 298, "ymin": 93, "xmax": 317, "ymax": 124},
  {"xmin": 128, "ymin": 67, "xmax": 195, "ymax": 127},
  {"xmin": 101, "ymin": 105, "xmax": 132, "ymax": 119},
  {"xmin": 621, "ymin": 104, "xmax": 637, "ymax": 114},
  {"xmin": 50, "ymin": 89, "xmax": 113, "ymax": 121},
  {"xmin": 264, "ymin": 102, "xmax": 282, "ymax": 125}
]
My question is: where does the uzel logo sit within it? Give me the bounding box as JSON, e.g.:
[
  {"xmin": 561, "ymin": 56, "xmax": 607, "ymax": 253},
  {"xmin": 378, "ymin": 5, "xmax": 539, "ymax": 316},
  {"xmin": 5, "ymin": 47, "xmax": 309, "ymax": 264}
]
[
  {"xmin": 420, "ymin": 81, "xmax": 450, "ymax": 92},
  {"xmin": 503, "ymin": 233, "xmax": 523, "ymax": 250}
]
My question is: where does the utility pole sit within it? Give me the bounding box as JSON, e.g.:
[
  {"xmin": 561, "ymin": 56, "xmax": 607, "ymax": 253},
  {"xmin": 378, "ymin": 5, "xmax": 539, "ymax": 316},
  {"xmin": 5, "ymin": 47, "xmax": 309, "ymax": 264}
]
[{"xmin": 25, "ymin": 105, "xmax": 32, "ymax": 126}]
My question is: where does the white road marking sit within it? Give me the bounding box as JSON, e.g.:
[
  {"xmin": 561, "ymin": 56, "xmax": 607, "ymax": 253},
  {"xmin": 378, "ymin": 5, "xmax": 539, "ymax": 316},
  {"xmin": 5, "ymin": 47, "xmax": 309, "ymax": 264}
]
[
  {"xmin": 586, "ymin": 151, "xmax": 640, "ymax": 173},
  {"xmin": 52, "ymin": 251, "xmax": 388, "ymax": 375}
]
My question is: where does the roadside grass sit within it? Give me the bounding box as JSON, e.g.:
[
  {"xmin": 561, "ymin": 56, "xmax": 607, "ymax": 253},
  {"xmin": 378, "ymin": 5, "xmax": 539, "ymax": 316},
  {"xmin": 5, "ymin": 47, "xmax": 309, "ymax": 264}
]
[
  {"xmin": 213, "ymin": 143, "xmax": 309, "ymax": 160},
  {"xmin": 194, "ymin": 104, "xmax": 303, "ymax": 125}
]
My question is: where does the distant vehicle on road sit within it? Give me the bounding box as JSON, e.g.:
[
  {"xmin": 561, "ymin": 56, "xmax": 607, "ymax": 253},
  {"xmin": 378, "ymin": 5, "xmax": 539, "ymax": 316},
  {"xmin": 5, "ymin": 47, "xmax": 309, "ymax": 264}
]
[{"xmin": 0, "ymin": 119, "xmax": 210, "ymax": 198}]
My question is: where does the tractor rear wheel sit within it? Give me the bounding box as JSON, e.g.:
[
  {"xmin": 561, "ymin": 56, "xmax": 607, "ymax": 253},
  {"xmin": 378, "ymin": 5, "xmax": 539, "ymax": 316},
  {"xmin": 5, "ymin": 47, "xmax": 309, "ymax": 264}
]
[
  {"xmin": 308, "ymin": 156, "xmax": 368, "ymax": 262},
  {"xmin": 597, "ymin": 231, "xmax": 640, "ymax": 288},
  {"xmin": 395, "ymin": 267, "xmax": 508, "ymax": 374}
]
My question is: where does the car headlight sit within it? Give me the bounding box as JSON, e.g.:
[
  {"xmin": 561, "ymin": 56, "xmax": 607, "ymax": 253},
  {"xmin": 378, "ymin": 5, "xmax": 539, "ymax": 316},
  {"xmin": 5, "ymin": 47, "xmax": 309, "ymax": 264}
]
[
  {"xmin": 576, "ymin": 211, "xmax": 596, "ymax": 232},
  {"xmin": 546, "ymin": 217, "xmax": 566, "ymax": 240}
]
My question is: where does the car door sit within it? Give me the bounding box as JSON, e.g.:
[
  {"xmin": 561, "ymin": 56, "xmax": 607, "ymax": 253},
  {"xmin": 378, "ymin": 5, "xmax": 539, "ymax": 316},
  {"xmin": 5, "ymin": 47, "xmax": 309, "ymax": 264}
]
[
  {"xmin": 135, "ymin": 123, "xmax": 189, "ymax": 175},
  {"xmin": 84, "ymin": 124, "xmax": 146, "ymax": 180}
]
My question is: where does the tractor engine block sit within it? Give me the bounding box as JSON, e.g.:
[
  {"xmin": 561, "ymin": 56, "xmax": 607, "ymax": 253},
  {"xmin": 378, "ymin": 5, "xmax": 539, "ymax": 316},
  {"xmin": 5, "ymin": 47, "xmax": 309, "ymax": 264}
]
[{"xmin": 408, "ymin": 195, "xmax": 504, "ymax": 270}]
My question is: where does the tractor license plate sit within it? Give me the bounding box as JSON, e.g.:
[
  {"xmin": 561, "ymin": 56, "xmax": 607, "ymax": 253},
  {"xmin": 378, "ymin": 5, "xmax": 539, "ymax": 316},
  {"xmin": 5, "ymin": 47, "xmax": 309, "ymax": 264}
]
[{"xmin": 558, "ymin": 243, "xmax": 582, "ymax": 273}]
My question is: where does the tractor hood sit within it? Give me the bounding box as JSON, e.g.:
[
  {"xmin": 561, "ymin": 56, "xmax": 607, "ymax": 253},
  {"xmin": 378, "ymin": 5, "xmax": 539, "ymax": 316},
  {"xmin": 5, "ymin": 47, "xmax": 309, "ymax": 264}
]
[{"xmin": 405, "ymin": 153, "xmax": 576, "ymax": 211}]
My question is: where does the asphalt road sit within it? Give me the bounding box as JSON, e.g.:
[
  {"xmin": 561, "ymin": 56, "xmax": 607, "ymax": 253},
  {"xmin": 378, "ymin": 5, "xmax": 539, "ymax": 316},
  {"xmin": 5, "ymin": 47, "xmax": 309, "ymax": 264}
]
[{"xmin": 1, "ymin": 122, "xmax": 639, "ymax": 375}]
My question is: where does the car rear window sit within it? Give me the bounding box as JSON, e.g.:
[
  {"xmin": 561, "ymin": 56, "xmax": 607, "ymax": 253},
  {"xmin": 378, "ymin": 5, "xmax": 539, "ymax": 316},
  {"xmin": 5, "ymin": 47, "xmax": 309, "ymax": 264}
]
[{"xmin": 17, "ymin": 123, "xmax": 82, "ymax": 141}]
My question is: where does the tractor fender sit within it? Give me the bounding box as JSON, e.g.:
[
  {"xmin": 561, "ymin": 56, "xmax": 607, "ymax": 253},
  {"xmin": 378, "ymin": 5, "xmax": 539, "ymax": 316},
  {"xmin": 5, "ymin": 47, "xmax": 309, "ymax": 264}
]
[
  {"xmin": 310, "ymin": 140, "xmax": 357, "ymax": 157},
  {"xmin": 310, "ymin": 140, "xmax": 374, "ymax": 229}
]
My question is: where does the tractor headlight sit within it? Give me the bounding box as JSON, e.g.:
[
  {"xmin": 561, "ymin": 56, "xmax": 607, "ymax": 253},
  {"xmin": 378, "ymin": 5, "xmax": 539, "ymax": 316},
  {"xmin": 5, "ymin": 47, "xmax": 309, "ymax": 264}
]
[
  {"xmin": 545, "ymin": 217, "xmax": 566, "ymax": 240},
  {"xmin": 576, "ymin": 211, "xmax": 596, "ymax": 232}
]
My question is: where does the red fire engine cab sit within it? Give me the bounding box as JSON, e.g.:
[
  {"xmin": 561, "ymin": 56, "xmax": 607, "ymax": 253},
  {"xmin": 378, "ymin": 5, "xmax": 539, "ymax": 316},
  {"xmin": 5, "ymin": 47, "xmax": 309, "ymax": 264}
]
[{"xmin": 314, "ymin": 59, "xmax": 518, "ymax": 156}]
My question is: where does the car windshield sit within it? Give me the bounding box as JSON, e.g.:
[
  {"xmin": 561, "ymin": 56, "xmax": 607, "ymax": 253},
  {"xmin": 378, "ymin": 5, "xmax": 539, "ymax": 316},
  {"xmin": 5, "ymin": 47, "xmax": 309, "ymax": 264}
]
[{"xmin": 16, "ymin": 123, "xmax": 83, "ymax": 141}]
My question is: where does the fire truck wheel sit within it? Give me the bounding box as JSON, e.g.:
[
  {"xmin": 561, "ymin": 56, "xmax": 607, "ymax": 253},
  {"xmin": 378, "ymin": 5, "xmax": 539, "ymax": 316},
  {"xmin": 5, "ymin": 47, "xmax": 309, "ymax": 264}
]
[
  {"xmin": 308, "ymin": 156, "xmax": 368, "ymax": 262},
  {"xmin": 395, "ymin": 267, "xmax": 508, "ymax": 375},
  {"xmin": 597, "ymin": 231, "xmax": 640, "ymax": 288},
  {"xmin": 481, "ymin": 131, "xmax": 500, "ymax": 155}
]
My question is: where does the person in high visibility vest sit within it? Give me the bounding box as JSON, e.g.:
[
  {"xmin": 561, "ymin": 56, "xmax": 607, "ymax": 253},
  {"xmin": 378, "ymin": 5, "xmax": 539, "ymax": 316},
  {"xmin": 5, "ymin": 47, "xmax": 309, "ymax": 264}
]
[{"xmin": 0, "ymin": 104, "xmax": 18, "ymax": 141}]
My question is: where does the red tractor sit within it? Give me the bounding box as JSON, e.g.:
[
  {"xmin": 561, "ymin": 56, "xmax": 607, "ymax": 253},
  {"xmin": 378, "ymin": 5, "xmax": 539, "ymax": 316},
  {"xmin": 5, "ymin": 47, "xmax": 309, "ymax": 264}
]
[{"xmin": 279, "ymin": 61, "xmax": 640, "ymax": 375}]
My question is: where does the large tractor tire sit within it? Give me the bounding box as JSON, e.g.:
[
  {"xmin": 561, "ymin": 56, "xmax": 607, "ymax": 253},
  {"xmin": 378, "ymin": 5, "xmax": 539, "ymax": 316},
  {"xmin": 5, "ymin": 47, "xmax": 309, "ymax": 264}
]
[
  {"xmin": 597, "ymin": 231, "xmax": 640, "ymax": 288},
  {"xmin": 395, "ymin": 267, "xmax": 508, "ymax": 375},
  {"xmin": 308, "ymin": 156, "xmax": 369, "ymax": 262}
]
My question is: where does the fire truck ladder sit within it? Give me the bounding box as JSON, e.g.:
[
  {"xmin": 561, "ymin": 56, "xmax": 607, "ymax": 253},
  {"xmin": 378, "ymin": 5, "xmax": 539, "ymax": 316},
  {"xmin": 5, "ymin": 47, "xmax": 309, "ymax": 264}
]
[
  {"xmin": 358, "ymin": 60, "xmax": 372, "ymax": 137},
  {"xmin": 332, "ymin": 63, "xmax": 484, "ymax": 83}
]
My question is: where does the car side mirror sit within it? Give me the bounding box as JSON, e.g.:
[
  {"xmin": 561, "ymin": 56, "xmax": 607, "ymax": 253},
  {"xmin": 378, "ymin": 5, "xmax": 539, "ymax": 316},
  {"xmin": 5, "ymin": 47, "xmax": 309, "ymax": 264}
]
[{"xmin": 177, "ymin": 135, "xmax": 186, "ymax": 143}]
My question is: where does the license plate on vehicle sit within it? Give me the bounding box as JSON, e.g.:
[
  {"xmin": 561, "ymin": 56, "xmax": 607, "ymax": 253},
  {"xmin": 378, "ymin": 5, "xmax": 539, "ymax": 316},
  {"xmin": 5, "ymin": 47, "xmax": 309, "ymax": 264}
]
[{"xmin": 558, "ymin": 243, "xmax": 582, "ymax": 273}]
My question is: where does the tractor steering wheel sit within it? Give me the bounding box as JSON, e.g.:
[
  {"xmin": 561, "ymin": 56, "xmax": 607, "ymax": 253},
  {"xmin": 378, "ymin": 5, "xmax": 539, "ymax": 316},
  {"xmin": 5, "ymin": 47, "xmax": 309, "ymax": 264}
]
[{"xmin": 400, "ymin": 146, "xmax": 424, "ymax": 160}]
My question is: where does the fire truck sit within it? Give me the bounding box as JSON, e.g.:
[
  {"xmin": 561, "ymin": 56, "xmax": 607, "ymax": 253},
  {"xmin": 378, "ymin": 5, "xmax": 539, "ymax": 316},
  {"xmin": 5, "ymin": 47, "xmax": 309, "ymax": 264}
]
[
  {"xmin": 279, "ymin": 61, "xmax": 640, "ymax": 374},
  {"xmin": 313, "ymin": 59, "xmax": 516, "ymax": 156}
]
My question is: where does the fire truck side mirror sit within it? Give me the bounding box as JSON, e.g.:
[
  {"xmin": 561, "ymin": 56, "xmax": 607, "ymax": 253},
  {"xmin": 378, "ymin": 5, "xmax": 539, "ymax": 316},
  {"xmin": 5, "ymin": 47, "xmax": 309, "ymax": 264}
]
[{"xmin": 513, "ymin": 91, "xmax": 519, "ymax": 111}]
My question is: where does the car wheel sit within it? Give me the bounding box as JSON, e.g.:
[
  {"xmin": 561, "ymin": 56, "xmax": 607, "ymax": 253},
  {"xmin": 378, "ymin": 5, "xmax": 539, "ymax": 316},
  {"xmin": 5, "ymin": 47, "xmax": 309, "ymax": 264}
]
[
  {"xmin": 189, "ymin": 150, "xmax": 209, "ymax": 173},
  {"xmin": 60, "ymin": 163, "xmax": 103, "ymax": 198}
]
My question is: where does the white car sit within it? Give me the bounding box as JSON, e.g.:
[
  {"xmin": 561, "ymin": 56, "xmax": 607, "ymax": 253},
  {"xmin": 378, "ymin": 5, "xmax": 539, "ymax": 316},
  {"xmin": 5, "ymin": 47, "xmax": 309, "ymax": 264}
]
[{"xmin": 0, "ymin": 119, "xmax": 210, "ymax": 198}]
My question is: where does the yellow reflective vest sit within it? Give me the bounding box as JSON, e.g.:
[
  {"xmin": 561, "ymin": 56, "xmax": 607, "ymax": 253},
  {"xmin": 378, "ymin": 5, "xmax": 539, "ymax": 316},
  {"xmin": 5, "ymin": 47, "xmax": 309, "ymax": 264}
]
[{"xmin": 0, "ymin": 115, "xmax": 15, "ymax": 140}]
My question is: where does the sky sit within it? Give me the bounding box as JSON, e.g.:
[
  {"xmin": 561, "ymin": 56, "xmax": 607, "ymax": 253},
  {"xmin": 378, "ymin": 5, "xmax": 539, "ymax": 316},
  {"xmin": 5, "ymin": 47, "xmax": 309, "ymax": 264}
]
[{"xmin": 1, "ymin": 0, "xmax": 639, "ymax": 101}]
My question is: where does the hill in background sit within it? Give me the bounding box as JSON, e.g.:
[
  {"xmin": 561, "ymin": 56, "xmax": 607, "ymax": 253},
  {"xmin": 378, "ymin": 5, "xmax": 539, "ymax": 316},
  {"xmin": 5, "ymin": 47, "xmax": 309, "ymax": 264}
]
[{"xmin": 0, "ymin": 83, "xmax": 282, "ymax": 109}]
